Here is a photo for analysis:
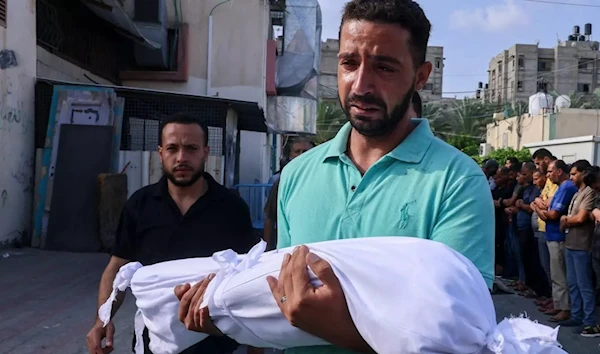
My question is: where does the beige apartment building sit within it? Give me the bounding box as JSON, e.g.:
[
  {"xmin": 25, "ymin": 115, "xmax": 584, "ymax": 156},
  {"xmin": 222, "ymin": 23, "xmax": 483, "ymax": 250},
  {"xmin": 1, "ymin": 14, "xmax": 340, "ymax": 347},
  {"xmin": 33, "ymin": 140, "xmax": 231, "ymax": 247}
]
[
  {"xmin": 319, "ymin": 38, "xmax": 444, "ymax": 105},
  {"xmin": 485, "ymin": 107, "xmax": 600, "ymax": 150},
  {"xmin": 481, "ymin": 32, "xmax": 600, "ymax": 105}
]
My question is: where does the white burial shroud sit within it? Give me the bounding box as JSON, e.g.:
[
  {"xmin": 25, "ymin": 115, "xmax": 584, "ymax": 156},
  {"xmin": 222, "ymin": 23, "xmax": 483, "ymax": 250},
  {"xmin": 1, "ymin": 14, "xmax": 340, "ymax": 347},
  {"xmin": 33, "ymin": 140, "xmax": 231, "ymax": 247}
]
[{"xmin": 99, "ymin": 237, "xmax": 566, "ymax": 354}]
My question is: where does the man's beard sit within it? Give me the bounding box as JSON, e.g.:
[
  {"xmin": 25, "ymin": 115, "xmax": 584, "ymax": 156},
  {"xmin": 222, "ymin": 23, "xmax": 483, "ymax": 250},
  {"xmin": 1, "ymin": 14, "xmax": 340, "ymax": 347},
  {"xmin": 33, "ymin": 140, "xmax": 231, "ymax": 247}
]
[
  {"xmin": 342, "ymin": 83, "xmax": 415, "ymax": 137},
  {"xmin": 163, "ymin": 164, "xmax": 205, "ymax": 187}
]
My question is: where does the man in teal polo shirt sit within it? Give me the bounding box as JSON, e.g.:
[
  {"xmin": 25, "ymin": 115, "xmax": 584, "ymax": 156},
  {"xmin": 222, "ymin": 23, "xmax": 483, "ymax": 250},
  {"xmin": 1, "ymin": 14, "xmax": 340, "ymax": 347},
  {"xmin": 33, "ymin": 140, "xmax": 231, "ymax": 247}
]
[{"xmin": 266, "ymin": 0, "xmax": 495, "ymax": 353}]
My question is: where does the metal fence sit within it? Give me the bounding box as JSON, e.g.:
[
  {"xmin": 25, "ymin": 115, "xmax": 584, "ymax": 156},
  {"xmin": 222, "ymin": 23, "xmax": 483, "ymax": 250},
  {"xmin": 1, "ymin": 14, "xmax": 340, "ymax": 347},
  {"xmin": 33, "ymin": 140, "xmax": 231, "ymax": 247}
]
[
  {"xmin": 35, "ymin": 81, "xmax": 228, "ymax": 156},
  {"xmin": 36, "ymin": 0, "xmax": 123, "ymax": 83},
  {"xmin": 234, "ymin": 184, "xmax": 274, "ymax": 229}
]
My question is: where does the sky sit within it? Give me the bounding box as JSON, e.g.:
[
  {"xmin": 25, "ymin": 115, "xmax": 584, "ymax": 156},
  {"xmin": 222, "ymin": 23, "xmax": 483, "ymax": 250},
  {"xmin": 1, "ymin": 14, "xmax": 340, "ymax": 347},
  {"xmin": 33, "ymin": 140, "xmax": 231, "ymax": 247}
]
[{"xmin": 317, "ymin": 0, "xmax": 598, "ymax": 99}]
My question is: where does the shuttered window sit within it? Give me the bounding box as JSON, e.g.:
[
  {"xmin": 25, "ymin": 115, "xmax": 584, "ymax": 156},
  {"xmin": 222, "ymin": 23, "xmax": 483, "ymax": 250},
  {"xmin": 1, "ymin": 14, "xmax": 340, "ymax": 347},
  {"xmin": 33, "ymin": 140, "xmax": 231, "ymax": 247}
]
[{"xmin": 0, "ymin": 0, "xmax": 6, "ymax": 27}]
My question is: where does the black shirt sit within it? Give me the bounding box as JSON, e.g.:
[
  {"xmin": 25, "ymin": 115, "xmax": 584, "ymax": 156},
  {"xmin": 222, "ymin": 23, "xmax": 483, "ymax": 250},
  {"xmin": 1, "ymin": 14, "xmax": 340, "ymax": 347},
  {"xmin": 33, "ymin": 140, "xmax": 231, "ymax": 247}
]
[
  {"xmin": 112, "ymin": 173, "xmax": 260, "ymax": 353},
  {"xmin": 492, "ymin": 182, "xmax": 514, "ymax": 232}
]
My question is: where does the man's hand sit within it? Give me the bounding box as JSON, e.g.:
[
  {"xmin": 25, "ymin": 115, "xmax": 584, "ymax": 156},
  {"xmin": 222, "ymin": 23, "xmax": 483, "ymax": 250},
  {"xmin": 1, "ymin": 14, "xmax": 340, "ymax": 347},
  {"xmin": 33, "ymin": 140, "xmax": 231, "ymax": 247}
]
[
  {"xmin": 174, "ymin": 273, "xmax": 223, "ymax": 335},
  {"xmin": 534, "ymin": 197, "xmax": 545, "ymax": 209},
  {"xmin": 493, "ymin": 200, "xmax": 501, "ymax": 208},
  {"xmin": 267, "ymin": 246, "xmax": 373, "ymax": 353},
  {"xmin": 560, "ymin": 215, "xmax": 568, "ymax": 232},
  {"xmin": 515, "ymin": 199, "xmax": 523, "ymax": 209},
  {"xmin": 504, "ymin": 207, "xmax": 515, "ymax": 215},
  {"xmin": 86, "ymin": 321, "xmax": 115, "ymax": 354}
]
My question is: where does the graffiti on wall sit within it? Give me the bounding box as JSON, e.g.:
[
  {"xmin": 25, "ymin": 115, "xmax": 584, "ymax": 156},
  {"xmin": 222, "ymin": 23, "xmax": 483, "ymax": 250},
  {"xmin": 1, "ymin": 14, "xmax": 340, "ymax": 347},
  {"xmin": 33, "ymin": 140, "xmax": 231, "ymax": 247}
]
[
  {"xmin": 11, "ymin": 153, "xmax": 34, "ymax": 193},
  {"xmin": 0, "ymin": 50, "xmax": 18, "ymax": 70},
  {"xmin": 1, "ymin": 189, "xmax": 7, "ymax": 208},
  {"xmin": 0, "ymin": 100, "xmax": 31, "ymax": 134}
]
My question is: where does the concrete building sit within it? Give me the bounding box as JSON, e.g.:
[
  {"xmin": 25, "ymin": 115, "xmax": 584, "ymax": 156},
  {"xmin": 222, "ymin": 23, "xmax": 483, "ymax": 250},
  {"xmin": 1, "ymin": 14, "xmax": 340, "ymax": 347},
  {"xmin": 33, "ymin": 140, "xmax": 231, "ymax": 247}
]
[
  {"xmin": 485, "ymin": 107, "xmax": 600, "ymax": 151},
  {"xmin": 482, "ymin": 27, "xmax": 600, "ymax": 105},
  {"xmin": 319, "ymin": 39, "xmax": 444, "ymax": 104},
  {"xmin": 0, "ymin": 0, "xmax": 320, "ymax": 247}
]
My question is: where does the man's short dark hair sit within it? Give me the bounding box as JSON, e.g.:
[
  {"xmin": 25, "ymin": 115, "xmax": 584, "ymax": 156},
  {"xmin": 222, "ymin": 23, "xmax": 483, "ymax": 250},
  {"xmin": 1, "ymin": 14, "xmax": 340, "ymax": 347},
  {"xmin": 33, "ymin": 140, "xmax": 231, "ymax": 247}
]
[
  {"xmin": 498, "ymin": 167, "xmax": 510, "ymax": 175},
  {"xmin": 506, "ymin": 157, "xmax": 519, "ymax": 166},
  {"xmin": 534, "ymin": 168, "xmax": 545, "ymax": 175},
  {"xmin": 572, "ymin": 159, "xmax": 592, "ymax": 172},
  {"xmin": 584, "ymin": 166, "xmax": 600, "ymax": 187},
  {"xmin": 159, "ymin": 112, "xmax": 209, "ymax": 146},
  {"xmin": 522, "ymin": 161, "xmax": 536, "ymax": 172},
  {"xmin": 340, "ymin": 0, "xmax": 431, "ymax": 67},
  {"xmin": 532, "ymin": 148, "xmax": 552, "ymax": 160},
  {"xmin": 411, "ymin": 91, "xmax": 422, "ymax": 117},
  {"xmin": 553, "ymin": 160, "xmax": 570, "ymax": 174}
]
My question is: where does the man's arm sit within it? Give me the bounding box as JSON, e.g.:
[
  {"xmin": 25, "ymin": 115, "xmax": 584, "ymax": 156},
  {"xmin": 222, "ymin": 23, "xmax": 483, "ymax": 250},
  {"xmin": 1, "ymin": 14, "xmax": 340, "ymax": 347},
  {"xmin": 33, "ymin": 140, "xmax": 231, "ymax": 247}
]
[
  {"xmin": 263, "ymin": 180, "xmax": 280, "ymax": 249},
  {"xmin": 566, "ymin": 190, "xmax": 595, "ymax": 226},
  {"xmin": 276, "ymin": 172, "xmax": 292, "ymax": 249},
  {"xmin": 97, "ymin": 256, "xmax": 129, "ymax": 320},
  {"xmin": 519, "ymin": 200, "xmax": 534, "ymax": 213},
  {"xmin": 99, "ymin": 201, "xmax": 137, "ymax": 319},
  {"xmin": 87, "ymin": 200, "xmax": 137, "ymax": 353},
  {"xmin": 545, "ymin": 187, "xmax": 570, "ymax": 221},
  {"xmin": 430, "ymin": 174, "xmax": 495, "ymax": 288}
]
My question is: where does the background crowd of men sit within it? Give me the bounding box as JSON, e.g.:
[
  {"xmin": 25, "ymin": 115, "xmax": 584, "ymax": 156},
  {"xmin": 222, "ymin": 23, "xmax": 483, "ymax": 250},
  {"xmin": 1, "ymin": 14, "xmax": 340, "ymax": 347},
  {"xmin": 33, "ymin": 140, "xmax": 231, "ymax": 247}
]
[{"xmin": 485, "ymin": 148, "xmax": 600, "ymax": 337}]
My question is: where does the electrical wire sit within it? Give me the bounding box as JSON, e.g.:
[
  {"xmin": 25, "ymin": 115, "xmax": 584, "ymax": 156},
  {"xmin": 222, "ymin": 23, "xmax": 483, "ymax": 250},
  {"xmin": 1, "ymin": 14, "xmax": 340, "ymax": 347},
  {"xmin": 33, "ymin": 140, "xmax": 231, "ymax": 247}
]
[{"xmin": 525, "ymin": 0, "xmax": 600, "ymax": 7}]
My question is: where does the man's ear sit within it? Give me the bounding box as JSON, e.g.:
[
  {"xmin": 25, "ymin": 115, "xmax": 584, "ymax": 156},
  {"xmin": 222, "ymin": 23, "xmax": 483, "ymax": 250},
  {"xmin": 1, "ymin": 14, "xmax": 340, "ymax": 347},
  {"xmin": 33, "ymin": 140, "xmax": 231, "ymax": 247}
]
[{"xmin": 414, "ymin": 61, "xmax": 433, "ymax": 91}]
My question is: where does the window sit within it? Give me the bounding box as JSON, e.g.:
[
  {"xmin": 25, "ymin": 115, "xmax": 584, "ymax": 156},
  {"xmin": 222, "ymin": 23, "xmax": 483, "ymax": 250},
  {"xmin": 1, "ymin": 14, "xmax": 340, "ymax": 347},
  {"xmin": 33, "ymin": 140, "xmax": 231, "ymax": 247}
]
[
  {"xmin": 0, "ymin": 0, "xmax": 6, "ymax": 27},
  {"xmin": 578, "ymin": 59, "xmax": 593, "ymax": 72},
  {"xmin": 517, "ymin": 81, "xmax": 523, "ymax": 92},
  {"xmin": 538, "ymin": 60, "xmax": 552, "ymax": 72},
  {"xmin": 538, "ymin": 82, "xmax": 548, "ymax": 92},
  {"xmin": 271, "ymin": 10, "xmax": 285, "ymax": 56},
  {"xmin": 502, "ymin": 132, "xmax": 508, "ymax": 148},
  {"xmin": 424, "ymin": 83, "xmax": 434, "ymax": 91},
  {"xmin": 577, "ymin": 83, "xmax": 590, "ymax": 93},
  {"xmin": 435, "ymin": 58, "xmax": 441, "ymax": 70},
  {"xmin": 518, "ymin": 55, "xmax": 524, "ymax": 70}
]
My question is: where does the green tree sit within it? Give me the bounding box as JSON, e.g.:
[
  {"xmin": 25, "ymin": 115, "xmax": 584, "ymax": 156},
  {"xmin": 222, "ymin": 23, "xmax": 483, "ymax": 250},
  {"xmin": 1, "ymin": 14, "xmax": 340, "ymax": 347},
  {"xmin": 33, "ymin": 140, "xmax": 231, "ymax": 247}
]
[
  {"xmin": 315, "ymin": 102, "xmax": 346, "ymax": 144},
  {"xmin": 447, "ymin": 98, "xmax": 497, "ymax": 139},
  {"xmin": 422, "ymin": 102, "xmax": 453, "ymax": 138},
  {"xmin": 446, "ymin": 135, "xmax": 480, "ymax": 156},
  {"xmin": 476, "ymin": 147, "xmax": 531, "ymax": 165}
]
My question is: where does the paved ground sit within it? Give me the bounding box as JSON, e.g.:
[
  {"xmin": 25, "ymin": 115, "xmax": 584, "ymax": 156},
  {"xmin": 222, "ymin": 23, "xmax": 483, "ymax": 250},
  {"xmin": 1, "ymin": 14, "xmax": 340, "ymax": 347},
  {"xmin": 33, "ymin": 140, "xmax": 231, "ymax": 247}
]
[{"xmin": 1, "ymin": 248, "xmax": 599, "ymax": 354}]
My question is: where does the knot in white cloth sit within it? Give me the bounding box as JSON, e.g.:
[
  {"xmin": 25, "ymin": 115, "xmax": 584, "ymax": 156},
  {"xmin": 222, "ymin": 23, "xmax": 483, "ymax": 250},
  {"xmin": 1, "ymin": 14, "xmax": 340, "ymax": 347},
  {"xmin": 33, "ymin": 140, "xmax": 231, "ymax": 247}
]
[
  {"xmin": 98, "ymin": 262, "xmax": 143, "ymax": 326},
  {"xmin": 200, "ymin": 240, "xmax": 267, "ymax": 309},
  {"xmin": 485, "ymin": 315, "xmax": 564, "ymax": 354}
]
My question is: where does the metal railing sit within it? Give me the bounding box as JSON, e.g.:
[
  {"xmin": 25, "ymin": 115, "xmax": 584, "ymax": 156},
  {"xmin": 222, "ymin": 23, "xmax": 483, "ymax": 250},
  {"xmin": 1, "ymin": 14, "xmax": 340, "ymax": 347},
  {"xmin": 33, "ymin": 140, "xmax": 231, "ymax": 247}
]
[{"xmin": 234, "ymin": 183, "xmax": 274, "ymax": 230}]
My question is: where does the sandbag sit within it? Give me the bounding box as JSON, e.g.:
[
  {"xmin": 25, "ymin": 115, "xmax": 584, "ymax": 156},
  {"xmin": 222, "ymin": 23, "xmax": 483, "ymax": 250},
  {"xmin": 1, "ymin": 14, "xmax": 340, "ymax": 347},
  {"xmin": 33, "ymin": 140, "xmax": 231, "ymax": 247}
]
[{"xmin": 99, "ymin": 237, "xmax": 566, "ymax": 354}]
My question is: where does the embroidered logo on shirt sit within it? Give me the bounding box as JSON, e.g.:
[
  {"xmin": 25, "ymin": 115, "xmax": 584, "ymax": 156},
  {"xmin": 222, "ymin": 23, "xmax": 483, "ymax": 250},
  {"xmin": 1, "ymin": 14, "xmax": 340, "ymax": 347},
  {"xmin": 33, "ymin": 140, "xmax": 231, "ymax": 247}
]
[{"xmin": 398, "ymin": 200, "xmax": 417, "ymax": 229}]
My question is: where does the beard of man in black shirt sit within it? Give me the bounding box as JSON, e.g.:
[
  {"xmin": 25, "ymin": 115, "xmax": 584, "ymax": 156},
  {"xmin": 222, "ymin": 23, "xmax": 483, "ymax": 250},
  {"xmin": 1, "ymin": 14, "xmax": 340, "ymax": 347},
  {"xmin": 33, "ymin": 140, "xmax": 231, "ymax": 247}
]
[{"xmin": 86, "ymin": 113, "xmax": 261, "ymax": 354}]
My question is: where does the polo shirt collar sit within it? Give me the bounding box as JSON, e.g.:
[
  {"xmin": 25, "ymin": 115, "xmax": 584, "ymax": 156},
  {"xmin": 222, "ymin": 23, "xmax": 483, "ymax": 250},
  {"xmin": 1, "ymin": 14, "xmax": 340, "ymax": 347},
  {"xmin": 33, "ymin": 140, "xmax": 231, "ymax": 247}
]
[{"xmin": 323, "ymin": 118, "xmax": 434, "ymax": 164}]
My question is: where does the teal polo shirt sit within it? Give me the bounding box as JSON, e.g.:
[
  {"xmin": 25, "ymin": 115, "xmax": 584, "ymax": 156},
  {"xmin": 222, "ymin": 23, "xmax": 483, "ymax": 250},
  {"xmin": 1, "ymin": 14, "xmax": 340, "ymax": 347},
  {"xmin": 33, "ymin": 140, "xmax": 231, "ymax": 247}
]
[{"xmin": 276, "ymin": 119, "xmax": 495, "ymax": 354}]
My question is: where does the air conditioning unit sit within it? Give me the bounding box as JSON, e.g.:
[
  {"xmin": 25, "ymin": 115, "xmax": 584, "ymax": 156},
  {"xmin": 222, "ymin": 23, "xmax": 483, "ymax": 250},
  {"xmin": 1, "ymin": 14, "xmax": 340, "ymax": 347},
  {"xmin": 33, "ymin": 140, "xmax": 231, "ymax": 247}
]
[{"xmin": 479, "ymin": 143, "xmax": 493, "ymax": 157}]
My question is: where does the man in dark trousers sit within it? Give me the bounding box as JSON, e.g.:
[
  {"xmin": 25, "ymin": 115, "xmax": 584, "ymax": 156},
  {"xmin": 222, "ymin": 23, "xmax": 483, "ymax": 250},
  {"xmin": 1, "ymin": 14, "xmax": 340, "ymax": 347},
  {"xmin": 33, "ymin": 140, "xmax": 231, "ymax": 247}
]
[{"xmin": 86, "ymin": 112, "xmax": 261, "ymax": 354}]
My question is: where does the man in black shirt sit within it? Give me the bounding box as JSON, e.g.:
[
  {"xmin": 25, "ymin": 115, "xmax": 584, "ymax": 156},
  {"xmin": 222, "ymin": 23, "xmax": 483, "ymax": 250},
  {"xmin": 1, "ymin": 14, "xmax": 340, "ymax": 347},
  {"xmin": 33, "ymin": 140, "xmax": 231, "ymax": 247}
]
[
  {"xmin": 86, "ymin": 112, "xmax": 260, "ymax": 354},
  {"xmin": 493, "ymin": 167, "xmax": 514, "ymax": 275}
]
